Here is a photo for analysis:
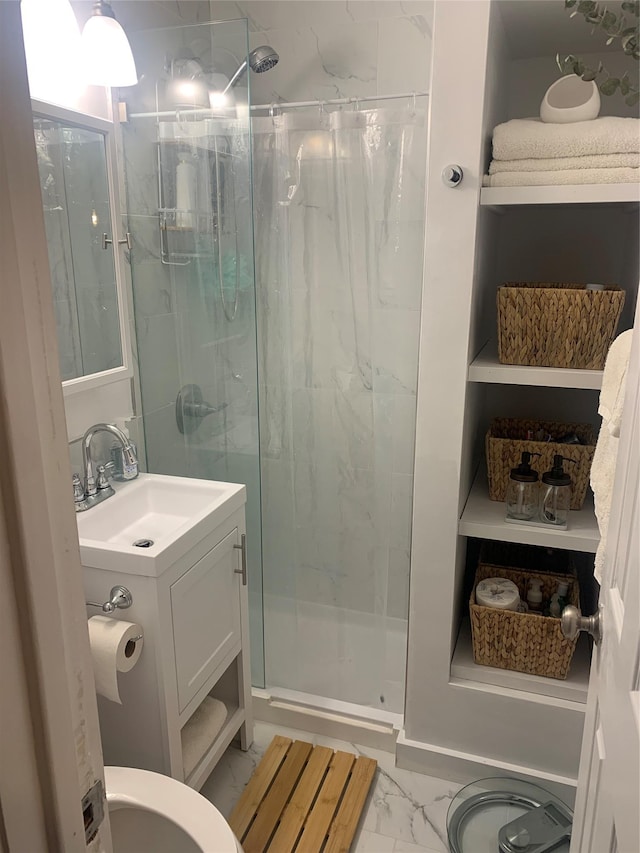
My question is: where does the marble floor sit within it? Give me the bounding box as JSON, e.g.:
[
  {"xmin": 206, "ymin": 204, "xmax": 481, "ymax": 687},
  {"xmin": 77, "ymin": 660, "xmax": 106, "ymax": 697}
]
[{"xmin": 201, "ymin": 721, "xmax": 459, "ymax": 853}]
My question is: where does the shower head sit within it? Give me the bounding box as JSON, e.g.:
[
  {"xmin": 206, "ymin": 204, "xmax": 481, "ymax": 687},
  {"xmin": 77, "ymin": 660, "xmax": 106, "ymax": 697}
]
[
  {"xmin": 222, "ymin": 45, "xmax": 279, "ymax": 94},
  {"xmin": 249, "ymin": 45, "xmax": 279, "ymax": 74}
]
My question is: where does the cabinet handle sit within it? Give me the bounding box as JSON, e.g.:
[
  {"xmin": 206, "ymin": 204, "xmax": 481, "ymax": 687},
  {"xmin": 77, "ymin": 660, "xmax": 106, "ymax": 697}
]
[{"xmin": 233, "ymin": 534, "xmax": 247, "ymax": 585}]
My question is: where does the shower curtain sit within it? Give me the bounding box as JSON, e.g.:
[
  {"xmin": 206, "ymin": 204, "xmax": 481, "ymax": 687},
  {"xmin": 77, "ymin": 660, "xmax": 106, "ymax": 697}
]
[{"xmin": 252, "ymin": 103, "xmax": 427, "ymax": 712}]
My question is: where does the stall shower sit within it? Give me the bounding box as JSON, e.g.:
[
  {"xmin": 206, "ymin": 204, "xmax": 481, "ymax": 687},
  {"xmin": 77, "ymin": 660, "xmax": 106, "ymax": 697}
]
[{"xmin": 122, "ymin": 19, "xmax": 427, "ymax": 716}]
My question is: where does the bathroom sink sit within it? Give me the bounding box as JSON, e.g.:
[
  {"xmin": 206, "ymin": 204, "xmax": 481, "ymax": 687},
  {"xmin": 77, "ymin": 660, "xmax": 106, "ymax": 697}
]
[{"xmin": 77, "ymin": 473, "xmax": 245, "ymax": 577}]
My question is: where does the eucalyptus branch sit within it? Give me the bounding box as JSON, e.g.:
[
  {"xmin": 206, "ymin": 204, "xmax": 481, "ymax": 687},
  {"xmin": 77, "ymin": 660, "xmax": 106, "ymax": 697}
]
[{"xmin": 558, "ymin": 0, "xmax": 640, "ymax": 105}]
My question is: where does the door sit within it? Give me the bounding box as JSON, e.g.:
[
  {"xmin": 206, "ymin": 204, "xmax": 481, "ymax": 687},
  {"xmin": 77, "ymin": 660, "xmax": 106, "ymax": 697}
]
[{"xmin": 570, "ymin": 308, "xmax": 640, "ymax": 853}]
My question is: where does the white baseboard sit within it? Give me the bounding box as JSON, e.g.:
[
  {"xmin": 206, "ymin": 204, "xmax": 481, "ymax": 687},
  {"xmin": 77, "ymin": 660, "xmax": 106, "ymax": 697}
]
[
  {"xmin": 252, "ymin": 688, "xmax": 401, "ymax": 752},
  {"xmin": 396, "ymin": 729, "xmax": 578, "ymax": 807}
]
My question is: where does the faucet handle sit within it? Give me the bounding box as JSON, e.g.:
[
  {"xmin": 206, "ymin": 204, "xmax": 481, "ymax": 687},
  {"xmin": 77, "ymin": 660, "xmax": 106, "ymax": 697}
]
[
  {"xmin": 72, "ymin": 473, "xmax": 85, "ymax": 503},
  {"xmin": 96, "ymin": 465, "xmax": 115, "ymax": 496}
]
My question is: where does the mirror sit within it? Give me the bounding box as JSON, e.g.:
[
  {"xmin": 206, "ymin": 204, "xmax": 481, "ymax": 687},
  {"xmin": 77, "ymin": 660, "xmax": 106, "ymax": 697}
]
[{"xmin": 33, "ymin": 111, "xmax": 124, "ymax": 382}]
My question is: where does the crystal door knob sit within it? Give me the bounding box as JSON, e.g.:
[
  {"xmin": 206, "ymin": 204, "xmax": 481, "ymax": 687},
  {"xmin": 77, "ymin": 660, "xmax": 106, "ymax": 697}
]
[
  {"xmin": 442, "ymin": 164, "xmax": 463, "ymax": 187},
  {"xmin": 561, "ymin": 605, "xmax": 601, "ymax": 644}
]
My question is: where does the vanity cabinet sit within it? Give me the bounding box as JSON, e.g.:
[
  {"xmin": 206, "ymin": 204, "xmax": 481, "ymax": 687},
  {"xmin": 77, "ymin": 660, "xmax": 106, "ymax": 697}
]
[
  {"xmin": 81, "ymin": 499, "xmax": 252, "ymax": 791},
  {"xmin": 401, "ymin": 0, "xmax": 639, "ymax": 794}
]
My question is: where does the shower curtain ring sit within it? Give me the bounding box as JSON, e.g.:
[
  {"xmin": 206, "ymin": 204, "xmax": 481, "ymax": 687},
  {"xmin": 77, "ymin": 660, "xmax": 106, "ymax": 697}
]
[
  {"xmin": 319, "ymin": 100, "xmax": 326, "ymax": 114},
  {"xmin": 352, "ymin": 96, "xmax": 360, "ymax": 112},
  {"xmin": 269, "ymin": 103, "xmax": 276, "ymax": 125},
  {"xmin": 410, "ymin": 91, "xmax": 417, "ymax": 114}
]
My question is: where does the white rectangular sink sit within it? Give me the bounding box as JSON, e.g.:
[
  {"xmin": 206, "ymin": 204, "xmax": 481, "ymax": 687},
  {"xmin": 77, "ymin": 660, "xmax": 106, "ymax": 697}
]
[{"xmin": 77, "ymin": 473, "xmax": 245, "ymax": 577}]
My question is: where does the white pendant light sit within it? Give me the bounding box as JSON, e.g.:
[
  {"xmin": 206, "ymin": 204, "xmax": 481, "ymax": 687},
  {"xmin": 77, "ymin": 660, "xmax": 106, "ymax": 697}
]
[
  {"xmin": 81, "ymin": 0, "xmax": 137, "ymax": 88},
  {"xmin": 21, "ymin": 0, "xmax": 83, "ymax": 105}
]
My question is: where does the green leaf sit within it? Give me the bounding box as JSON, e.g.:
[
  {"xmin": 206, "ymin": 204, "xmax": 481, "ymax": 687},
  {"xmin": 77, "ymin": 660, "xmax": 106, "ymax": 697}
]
[
  {"xmin": 572, "ymin": 59, "xmax": 586, "ymax": 74},
  {"xmin": 625, "ymin": 91, "xmax": 640, "ymax": 105},
  {"xmin": 601, "ymin": 10, "xmax": 618, "ymax": 27},
  {"xmin": 582, "ymin": 67, "xmax": 598, "ymax": 80},
  {"xmin": 620, "ymin": 75, "xmax": 630, "ymax": 93},
  {"xmin": 565, "ymin": 0, "xmax": 578, "ymax": 6},
  {"xmin": 577, "ymin": 0, "xmax": 596, "ymax": 12},
  {"xmin": 599, "ymin": 77, "xmax": 620, "ymax": 94},
  {"xmin": 621, "ymin": 0, "xmax": 640, "ymax": 15}
]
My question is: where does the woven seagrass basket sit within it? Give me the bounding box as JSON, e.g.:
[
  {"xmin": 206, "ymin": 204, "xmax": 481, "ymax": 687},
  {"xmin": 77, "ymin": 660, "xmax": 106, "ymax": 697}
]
[
  {"xmin": 470, "ymin": 563, "xmax": 579, "ymax": 679},
  {"xmin": 486, "ymin": 418, "xmax": 596, "ymax": 510},
  {"xmin": 497, "ymin": 282, "xmax": 624, "ymax": 370}
]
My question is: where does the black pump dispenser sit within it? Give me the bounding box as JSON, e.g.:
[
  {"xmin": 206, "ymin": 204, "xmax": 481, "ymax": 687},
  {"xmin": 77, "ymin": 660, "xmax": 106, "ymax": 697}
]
[
  {"xmin": 542, "ymin": 454, "xmax": 574, "ymax": 486},
  {"xmin": 510, "ymin": 451, "xmax": 540, "ymax": 483}
]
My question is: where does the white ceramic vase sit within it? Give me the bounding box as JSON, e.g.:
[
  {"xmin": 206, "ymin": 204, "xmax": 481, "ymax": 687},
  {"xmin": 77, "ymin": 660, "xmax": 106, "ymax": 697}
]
[{"xmin": 540, "ymin": 75, "xmax": 601, "ymax": 123}]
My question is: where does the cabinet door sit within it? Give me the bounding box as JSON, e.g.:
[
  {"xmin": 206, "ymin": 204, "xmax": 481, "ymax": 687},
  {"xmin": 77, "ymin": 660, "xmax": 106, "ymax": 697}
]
[{"xmin": 171, "ymin": 529, "xmax": 241, "ymax": 712}]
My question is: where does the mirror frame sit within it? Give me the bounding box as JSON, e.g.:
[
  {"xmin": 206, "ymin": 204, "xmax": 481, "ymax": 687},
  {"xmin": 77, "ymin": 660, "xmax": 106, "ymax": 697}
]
[{"xmin": 31, "ymin": 99, "xmax": 132, "ymax": 397}]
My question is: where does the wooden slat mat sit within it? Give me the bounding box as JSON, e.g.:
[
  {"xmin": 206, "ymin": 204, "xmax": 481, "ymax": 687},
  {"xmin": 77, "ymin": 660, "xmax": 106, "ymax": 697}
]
[{"xmin": 229, "ymin": 735, "xmax": 377, "ymax": 853}]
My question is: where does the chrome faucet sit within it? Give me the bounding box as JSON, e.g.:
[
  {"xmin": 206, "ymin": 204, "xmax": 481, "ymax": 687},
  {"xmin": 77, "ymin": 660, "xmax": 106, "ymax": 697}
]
[{"xmin": 74, "ymin": 423, "xmax": 138, "ymax": 512}]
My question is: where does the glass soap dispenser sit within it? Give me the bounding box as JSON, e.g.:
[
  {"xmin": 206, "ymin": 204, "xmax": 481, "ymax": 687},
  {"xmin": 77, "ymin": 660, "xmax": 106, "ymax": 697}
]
[
  {"xmin": 540, "ymin": 455, "xmax": 575, "ymax": 527},
  {"xmin": 505, "ymin": 451, "xmax": 540, "ymax": 521}
]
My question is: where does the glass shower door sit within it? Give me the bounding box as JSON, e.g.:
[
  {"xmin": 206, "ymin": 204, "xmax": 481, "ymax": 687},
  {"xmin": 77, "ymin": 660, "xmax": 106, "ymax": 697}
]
[{"xmin": 121, "ymin": 19, "xmax": 264, "ymax": 685}]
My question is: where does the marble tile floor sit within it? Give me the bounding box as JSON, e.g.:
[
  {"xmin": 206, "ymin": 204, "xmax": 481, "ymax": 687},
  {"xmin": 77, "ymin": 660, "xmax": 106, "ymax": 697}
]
[{"xmin": 201, "ymin": 721, "xmax": 458, "ymax": 853}]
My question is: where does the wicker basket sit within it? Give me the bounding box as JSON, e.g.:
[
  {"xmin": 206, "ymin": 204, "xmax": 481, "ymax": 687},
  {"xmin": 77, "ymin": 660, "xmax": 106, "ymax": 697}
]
[
  {"xmin": 486, "ymin": 418, "xmax": 596, "ymax": 510},
  {"xmin": 470, "ymin": 562, "xmax": 579, "ymax": 679},
  {"xmin": 497, "ymin": 282, "xmax": 624, "ymax": 370}
]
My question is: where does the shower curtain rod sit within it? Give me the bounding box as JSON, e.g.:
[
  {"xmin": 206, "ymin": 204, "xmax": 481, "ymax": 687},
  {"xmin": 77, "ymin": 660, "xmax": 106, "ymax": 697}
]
[{"xmin": 128, "ymin": 90, "xmax": 428, "ymax": 119}]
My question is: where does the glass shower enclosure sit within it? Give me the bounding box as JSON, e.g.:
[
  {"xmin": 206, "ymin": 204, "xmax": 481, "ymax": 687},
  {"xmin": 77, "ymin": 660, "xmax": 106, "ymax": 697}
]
[
  {"xmin": 121, "ymin": 19, "xmax": 265, "ymax": 684},
  {"xmin": 121, "ymin": 17, "xmax": 427, "ymax": 715}
]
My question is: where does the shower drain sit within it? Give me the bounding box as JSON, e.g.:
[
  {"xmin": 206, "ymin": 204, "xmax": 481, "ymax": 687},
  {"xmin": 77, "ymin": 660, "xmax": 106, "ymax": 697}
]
[{"xmin": 133, "ymin": 538, "xmax": 154, "ymax": 548}]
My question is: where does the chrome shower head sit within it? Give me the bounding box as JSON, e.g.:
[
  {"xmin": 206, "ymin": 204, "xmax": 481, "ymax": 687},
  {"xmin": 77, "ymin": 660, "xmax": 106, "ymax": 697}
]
[
  {"xmin": 223, "ymin": 45, "xmax": 279, "ymax": 94},
  {"xmin": 249, "ymin": 45, "xmax": 279, "ymax": 74}
]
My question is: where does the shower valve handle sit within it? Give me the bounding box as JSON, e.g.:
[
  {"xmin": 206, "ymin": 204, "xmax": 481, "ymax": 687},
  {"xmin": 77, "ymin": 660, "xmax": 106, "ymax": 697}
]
[{"xmin": 176, "ymin": 384, "xmax": 227, "ymax": 435}]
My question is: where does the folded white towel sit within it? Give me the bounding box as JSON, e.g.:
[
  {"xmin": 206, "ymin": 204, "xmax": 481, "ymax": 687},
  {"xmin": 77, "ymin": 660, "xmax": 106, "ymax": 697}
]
[
  {"xmin": 492, "ymin": 117, "xmax": 640, "ymax": 161},
  {"xmin": 489, "ymin": 152, "xmax": 640, "ymax": 174},
  {"xmin": 483, "ymin": 167, "xmax": 639, "ymax": 187},
  {"xmin": 591, "ymin": 330, "xmax": 633, "ymax": 584}
]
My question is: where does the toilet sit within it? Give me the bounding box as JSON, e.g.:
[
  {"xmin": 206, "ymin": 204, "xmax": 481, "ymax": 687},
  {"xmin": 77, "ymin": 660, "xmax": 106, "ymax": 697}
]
[{"xmin": 104, "ymin": 766, "xmax": 243, "ymax": 853}]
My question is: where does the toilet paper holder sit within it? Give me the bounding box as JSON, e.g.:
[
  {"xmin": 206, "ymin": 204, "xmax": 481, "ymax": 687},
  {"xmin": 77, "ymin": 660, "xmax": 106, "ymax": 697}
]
[{"xmin": 87, "ymin": 585, "xmax": 133, "ymax": 613}]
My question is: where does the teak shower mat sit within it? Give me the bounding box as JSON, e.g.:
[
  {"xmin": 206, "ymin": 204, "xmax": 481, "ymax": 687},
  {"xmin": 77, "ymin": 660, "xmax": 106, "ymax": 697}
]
[{"xmin": 229, "ymin": 735, "xmax": 377, "ymax": 853}]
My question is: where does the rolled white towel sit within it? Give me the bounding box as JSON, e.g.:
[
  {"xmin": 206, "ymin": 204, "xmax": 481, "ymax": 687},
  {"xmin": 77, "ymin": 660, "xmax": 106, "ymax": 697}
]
[
  {"xmin": 489, "ymin": 152, "xmax": 640, "ymax": 174},
  {"xmin": 181, "ymin": 696, "xmax": 228, "ymax": 779},
  {"xmin": 483, "ymin": 167, "xmax": 639, "ymax": 187},
  {"xmin": 492, "ymin": 117, "xmax": 640, "ymax": 161}
]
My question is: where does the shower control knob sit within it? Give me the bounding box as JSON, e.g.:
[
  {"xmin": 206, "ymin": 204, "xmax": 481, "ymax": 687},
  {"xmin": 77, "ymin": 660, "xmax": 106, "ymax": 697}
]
[{"xmin": 442, "ymin": 164, "xmax": 463, "ymax": 187}]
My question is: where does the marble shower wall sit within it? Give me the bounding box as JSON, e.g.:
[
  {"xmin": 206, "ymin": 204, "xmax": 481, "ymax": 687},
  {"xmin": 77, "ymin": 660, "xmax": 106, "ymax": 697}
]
[{"xmin": 208, "ymin": 0, "xmax": 434, "ymax": 103}]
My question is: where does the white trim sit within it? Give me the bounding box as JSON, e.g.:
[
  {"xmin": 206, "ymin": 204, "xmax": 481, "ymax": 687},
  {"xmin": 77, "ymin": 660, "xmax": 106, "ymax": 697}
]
[
  {"xmin": 395, "ymin": 729, "xmax": 577, "ymax": 806},
  {"xmin": 0, "ymin": 4, "xmax": 110, "ymax": 849},
  {"xmin": 31, "ymin": 98, "xmax": 113, "ymax": 132}
]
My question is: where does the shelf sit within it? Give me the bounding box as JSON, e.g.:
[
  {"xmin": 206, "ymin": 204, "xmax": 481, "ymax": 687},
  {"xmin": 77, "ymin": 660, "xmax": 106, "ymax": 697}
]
[
  {"xmin": 459, "ymin": 469, "xmax": 600, "ymax": 553},
  {"xmin": 450, "ymin": 620, "xmax": 590, "ymax": 706},
  {"xmin": 468, "ymin": 340, "xmax": 603, "ymax": 390},
  {"xmin": 184, "ymin": 704, "xmax": 244, "ymax": 791},
  {"xmin": 480, "ymin": 183, "xmax": 640, "ymax": 208}
]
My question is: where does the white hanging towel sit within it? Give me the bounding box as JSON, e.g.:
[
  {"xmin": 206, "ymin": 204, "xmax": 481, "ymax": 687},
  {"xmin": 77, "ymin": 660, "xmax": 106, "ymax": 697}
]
[
  {"xmin": 591, "ymin": 330, "xmax": 634, "ymax": 584},
  {"xmin": 492, "ymin": 117, "xmax": 640, "ymax": 161}
]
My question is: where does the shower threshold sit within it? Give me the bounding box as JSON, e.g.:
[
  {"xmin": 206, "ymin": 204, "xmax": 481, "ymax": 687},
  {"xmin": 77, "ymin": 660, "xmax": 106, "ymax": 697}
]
[{"xmin": 252, "ymin": 686, "xmax": 402, "ymax": 753}]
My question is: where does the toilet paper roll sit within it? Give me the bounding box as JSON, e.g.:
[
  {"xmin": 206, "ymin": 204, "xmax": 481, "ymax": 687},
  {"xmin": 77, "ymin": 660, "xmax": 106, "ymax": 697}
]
[
  {"xmin": 88, "ymin": 616, "xmax": 143, "ymax": 704},
  {"xmin": 476, "ymin": 578, "xmax": 521, "ymax": 611}
]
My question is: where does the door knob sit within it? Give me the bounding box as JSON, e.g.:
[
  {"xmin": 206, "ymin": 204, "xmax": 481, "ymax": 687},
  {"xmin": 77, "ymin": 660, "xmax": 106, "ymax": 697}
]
[
  {"xmin": 561, "ymin": 605, "xmax": 601, "ymax": 644},
  {"xmin": 442, "ymin": 164, "xmax": 463, "ymax": 187}
]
